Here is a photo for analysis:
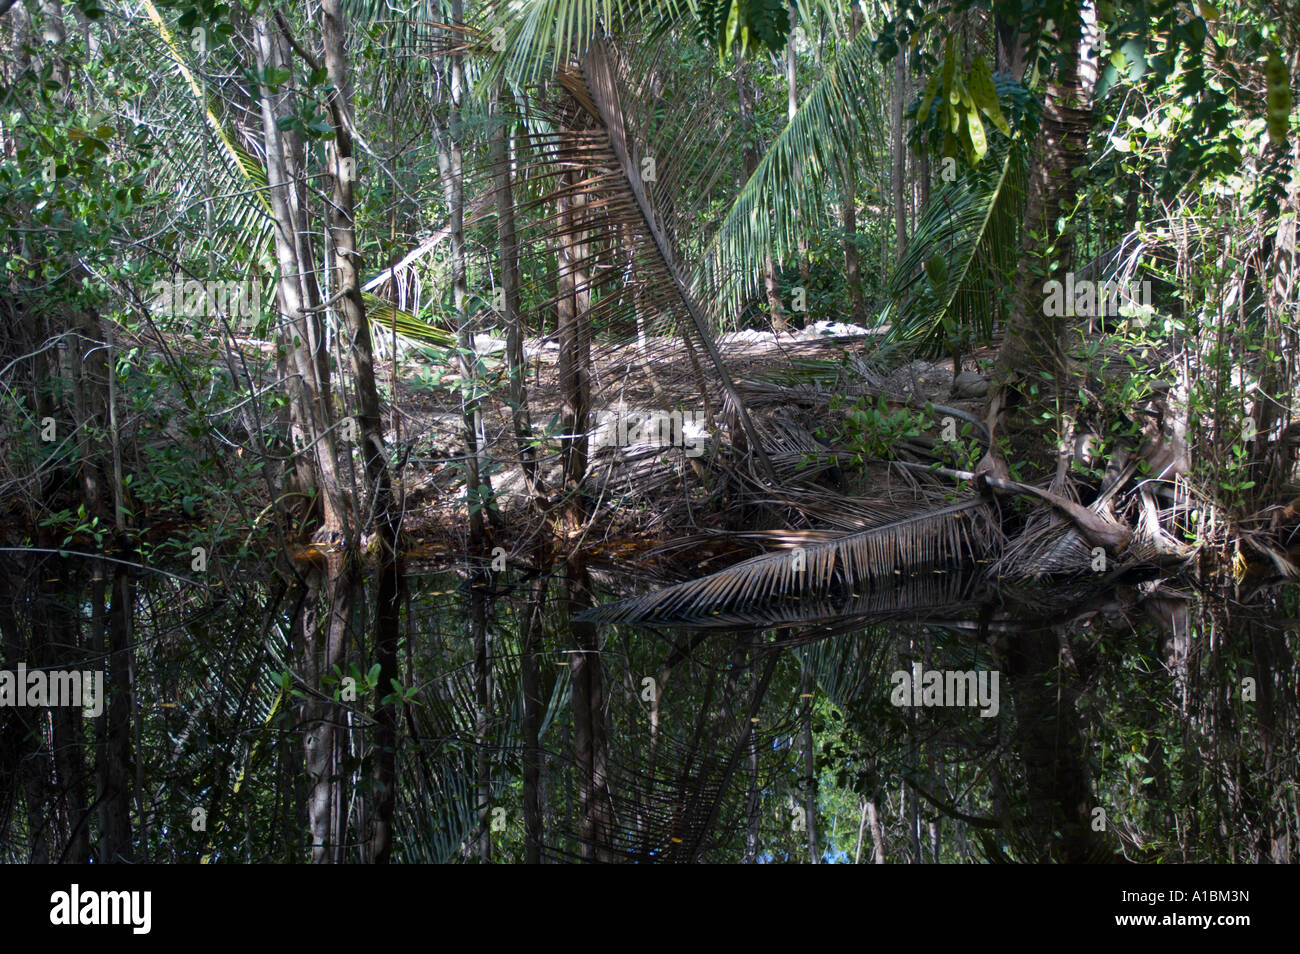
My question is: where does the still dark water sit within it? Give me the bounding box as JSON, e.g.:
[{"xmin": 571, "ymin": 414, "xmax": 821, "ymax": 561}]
[
  {"xmin": 2, "ymin": 553, "xmax": 1297, "ymax": 862},
  {"xmin": 393, "ymin": 567, "xmax": 1298, "ymax": 863}
]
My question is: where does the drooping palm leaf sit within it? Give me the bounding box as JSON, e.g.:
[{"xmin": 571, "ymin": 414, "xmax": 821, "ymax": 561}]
[
  {"xmin": 698, "ymin": 23, "xmax": 884, "ymax": 324},
  {"xmin": 570, "ymin": 38, "xmax": 776, "ymax": 476},
  {"xmin": 142, "ymin": 1, "xmax": 454, "ymax": 347},
  {"xmin": 885, "ymin": 138, "xmax": 1026, "ymax": 352}
]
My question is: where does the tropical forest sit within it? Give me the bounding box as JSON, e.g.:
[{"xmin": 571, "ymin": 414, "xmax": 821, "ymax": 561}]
[{"xmin": 0, "ymin": 0, "xmax": 1297, "ymax": 867}]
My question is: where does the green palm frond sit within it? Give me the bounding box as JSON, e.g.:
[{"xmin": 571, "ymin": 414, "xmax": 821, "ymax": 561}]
[
  {"xmin": 886, "ymin": 138, "xmax": 1026, "ymax": 352},
  {"xmin": 362, "ymin": 292, "xmax": 456, "ymax": 347},
  {"xmin": 481, "ymin": 0, "xmax": 842, "ymax": 89},
  {"xmin": 143, "ymin": 1, "xmax": 453, "ymax": 347},
  {"xmin": 141, "ymin": 0, "xmax": 272, "ymax": 217},
  {"xmin": 478, "ymin": 0, "xmax": 683, "ymax": 87},
  {"xmin": 698, "ymin": 24, "xmax": 882, "ymax": 323},
  {"xmin": 577, "ymin": 497, "xmax": 1000, "ymax": 627}
]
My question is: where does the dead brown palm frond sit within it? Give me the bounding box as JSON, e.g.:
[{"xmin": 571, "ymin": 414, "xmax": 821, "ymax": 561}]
[
  {"xmin": 486, "ymin": 38, "xmax": 777, "ymax": 491},
  {"xmin": 561, "ymin": 39, "xmax": 776, "ymax": 482},
  {"xmin": 678, "ymin": 566, "xmax": 991, "ymax": 632},
  {"xmin": 576, "ymin": 497, "xmax": 999, "ymax": 627}
]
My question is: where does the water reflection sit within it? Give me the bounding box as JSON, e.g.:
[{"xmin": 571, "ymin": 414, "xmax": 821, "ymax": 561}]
[
  {"xmin": 427, "ymin": 568, "xmax": 1299, "ymax": 863},
  {"xmin": 1, "ymin": 551, "xmax": 1296, "ymax": 863}
]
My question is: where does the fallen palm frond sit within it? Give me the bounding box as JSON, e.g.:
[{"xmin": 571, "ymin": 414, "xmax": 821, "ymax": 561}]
[{"xmin": 576, "ymin": 497, "xmax": 999, "ymax": 627}]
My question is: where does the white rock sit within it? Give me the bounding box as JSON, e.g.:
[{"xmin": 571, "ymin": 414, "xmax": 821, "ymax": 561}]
[
  {"xmin": 796, "ymin": 320, "xmax": 873, "ymax": 339},
  {"xmin": 473, "ymin": 333, "xmax": 507, "ymax": 356},
  {"xmin": 719, "ymin": 329, "xmax": 776, "ymax": 345}
]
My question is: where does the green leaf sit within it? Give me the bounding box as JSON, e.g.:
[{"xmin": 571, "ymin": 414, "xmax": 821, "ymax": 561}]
[
  {"xmin": 1266, "ymin": 51, "xmax": 1292, "ymax": 147},
  {"xmin": 968, "ymin": 56, "xmax": 1011, "ymax": 136},
  {"xmin": 966, "ymin": 102, "xmax": 987, "ymax": 163}
]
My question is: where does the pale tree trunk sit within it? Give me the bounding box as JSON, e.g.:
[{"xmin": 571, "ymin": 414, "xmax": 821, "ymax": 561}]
[
  {"xmin": 842, "ymin": 5, "xmax": 865, "ymax": 322},
  {"xmin": 319, "ymin": 0, "xmax": 402, "ymax": 864},
  {"xmin": 304, "ymin": 559, "xmax": 352, "ymax": 863},
  {"xmin": 253, "ymin": 17, "xmax": 345, "ymax": 535},
  {"xmin": 254, "ymin": 14, "xmax": 353, "ymax": 862},
  {"xmin": 866, "ymin": 797, "xmax": 886, "ymax": 863},
  {"xmin": 738, "ymin": 56, "xmax": 785, "ymax": 329},
  {"xmin": 891, "ymin": 46, "xmax": 908, "ymax": 262}
]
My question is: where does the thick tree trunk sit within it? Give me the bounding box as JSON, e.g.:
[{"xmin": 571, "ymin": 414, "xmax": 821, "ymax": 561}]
[
  {"xmin": 256, "ymin": 14, "xmax": 359, "ymax": 864},
  {"xmin": 992, "ymin": 627, "xmax": 1111, "ymax": 862},
  {"xmin": 253, "ymin": 16, "xmax": 346, "ymax": 536},
  {"xmin": 991, "ymin": 2, "xmax": 1091, "ymax": 475},
  {"xmin": 298, "ymin": 555, "xmax": 353, "ymax": 862}
]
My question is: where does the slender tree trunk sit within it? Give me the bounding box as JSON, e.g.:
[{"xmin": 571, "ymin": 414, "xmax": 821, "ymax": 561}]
[
  {"xmin": 892, "ymin": 47, "xmax": 908, "ymax": 261},
  {"xmin": 737, "ymin": 56, "xmax": 785, "ymax": 329},
  {"xmin": 256, "ymin": 14, "xmax": 348, "ymax": 863},
  {"xmin": 319, "ymin": 0, "xmax": 402, "ymax": 863},
  {"xmin": 492, "ymin": 87, "xmax": 539, "ymax": 496},
  {"xmin": 253, "ymin": 16, "xmax": 346, "ymax": 536}
]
